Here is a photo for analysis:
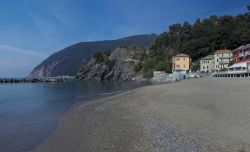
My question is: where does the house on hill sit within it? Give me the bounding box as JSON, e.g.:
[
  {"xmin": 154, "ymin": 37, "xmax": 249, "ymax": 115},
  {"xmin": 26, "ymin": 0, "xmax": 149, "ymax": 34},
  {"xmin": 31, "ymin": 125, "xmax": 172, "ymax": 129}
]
[{"xmin": 172, "ymin": 54, "xmax": 191, "ymax": 73}]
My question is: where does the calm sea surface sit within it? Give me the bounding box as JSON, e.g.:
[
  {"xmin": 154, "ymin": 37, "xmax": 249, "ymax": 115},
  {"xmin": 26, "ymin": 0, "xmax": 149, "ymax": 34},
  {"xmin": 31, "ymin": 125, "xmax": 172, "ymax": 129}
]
[{"xmin": 0, "ymin": 80, "xmax": 138, "ymax": 152}]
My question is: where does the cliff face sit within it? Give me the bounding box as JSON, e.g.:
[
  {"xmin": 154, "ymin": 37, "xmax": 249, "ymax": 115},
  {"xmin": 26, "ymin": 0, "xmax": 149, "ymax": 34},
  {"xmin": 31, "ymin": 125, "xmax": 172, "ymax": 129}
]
[
  {"xmin": 30, "ymin": 57, "xmax": 69, "ymax": 77},
  {"xmin": 29, "ymin": 34, "xmax": 156, "ymax": 77},
  {"xmin": 76, "ymin": 47, "xmax": 144, "ymax": 82}
]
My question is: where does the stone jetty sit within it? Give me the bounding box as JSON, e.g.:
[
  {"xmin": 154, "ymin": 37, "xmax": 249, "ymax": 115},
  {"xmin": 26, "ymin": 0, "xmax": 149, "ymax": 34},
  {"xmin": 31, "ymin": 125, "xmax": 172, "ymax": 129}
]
[{"xmin": 0, "ymin": 77, "xmax": 66, "ymax": 83}]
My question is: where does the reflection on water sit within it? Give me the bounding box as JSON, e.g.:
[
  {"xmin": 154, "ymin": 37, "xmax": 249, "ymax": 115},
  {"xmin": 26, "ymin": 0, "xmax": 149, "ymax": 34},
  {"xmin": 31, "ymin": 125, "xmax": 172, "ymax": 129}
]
[{"xmin": 0, "ymin": 80, "xmax": 138, "ymax": 152}]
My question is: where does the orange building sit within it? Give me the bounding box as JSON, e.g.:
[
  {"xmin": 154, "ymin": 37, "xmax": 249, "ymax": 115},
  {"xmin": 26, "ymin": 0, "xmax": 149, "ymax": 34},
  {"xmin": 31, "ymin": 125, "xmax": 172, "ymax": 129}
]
[{"xmin": 172, "ymin": 54, "xmax": 191, "ymax": 72}]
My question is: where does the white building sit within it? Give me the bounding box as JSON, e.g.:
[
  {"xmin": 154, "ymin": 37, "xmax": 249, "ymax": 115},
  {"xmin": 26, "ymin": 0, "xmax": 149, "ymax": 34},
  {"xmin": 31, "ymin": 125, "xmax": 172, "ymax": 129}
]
[
  {"xmin": 200, "ymin": 55, "xmax": 214, "ymax": 73},
  {"xmin": 214, "ymin": 49, "xmax": 233, "ymax": 71},
  {"xmin": 227, "ymin": 62, "xmax": 250, "ymax": 74}
]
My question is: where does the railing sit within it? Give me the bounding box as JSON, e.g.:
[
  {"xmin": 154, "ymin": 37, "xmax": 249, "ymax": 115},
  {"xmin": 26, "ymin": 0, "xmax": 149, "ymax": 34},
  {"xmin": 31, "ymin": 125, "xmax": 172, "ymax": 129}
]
[{"xmin": 215, "ymin": 69, "xmax": 250, "ymax": 75}]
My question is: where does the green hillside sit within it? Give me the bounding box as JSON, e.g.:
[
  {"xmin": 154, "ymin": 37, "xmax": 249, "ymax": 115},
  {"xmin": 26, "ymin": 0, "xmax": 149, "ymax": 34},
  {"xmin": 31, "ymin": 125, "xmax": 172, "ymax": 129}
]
[{"xmin": 138, "ymin": 6, "xmax": 250, "ymax": 77}]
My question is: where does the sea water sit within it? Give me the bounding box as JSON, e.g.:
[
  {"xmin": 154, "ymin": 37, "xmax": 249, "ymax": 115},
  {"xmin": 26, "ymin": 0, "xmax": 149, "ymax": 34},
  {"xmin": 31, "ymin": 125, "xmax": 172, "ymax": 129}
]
[{"xmin": 0, "ymin": 80, "xmax": 137, "ymax": 152}]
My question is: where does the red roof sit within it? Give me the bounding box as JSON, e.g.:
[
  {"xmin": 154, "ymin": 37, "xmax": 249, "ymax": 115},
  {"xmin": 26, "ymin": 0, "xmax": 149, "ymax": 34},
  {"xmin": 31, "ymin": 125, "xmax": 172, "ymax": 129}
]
[
  {"xmin": 232, "ymin": 44, "xmax": 250, "ymax": 52},
  {"xmin": 174, "ymin": 53, "xmax": 190, "ymax": 57}
]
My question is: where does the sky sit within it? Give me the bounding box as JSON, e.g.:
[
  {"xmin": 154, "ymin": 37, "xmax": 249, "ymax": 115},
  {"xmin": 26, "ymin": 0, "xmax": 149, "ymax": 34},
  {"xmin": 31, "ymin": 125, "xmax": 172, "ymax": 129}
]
[{"xmin": 0, "ymin": 0, "xmax": 249, "ymax": 77}]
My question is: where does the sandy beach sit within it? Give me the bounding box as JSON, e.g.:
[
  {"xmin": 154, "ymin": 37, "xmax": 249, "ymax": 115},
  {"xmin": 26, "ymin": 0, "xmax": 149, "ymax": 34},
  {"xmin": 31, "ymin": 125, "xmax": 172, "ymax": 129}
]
[{"xmin": 33, "ymin": 78, "xmax": 250, "ymax": 152}]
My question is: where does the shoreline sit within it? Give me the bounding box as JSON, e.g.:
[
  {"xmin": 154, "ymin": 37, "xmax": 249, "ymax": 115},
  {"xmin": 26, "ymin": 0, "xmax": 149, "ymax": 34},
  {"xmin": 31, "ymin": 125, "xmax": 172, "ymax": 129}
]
[
  {"xmin": 1, "ymin": 80, "xmax": 144, "ymax": 152},
  {"xmin": 33, "ymin": 78, "xmax": 250, "ymax": 152},
  {"xmin": 32, "ymin": 89, "xmax": 138, "ymax": 152},
  {"xmin": 31, "ymin": 82, "xmax": 147, "ymax": 152}
]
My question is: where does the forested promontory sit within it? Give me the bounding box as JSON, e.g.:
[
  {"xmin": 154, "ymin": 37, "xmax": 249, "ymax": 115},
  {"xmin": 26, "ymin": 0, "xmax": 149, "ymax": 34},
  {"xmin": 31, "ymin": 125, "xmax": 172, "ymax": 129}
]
[{"xmin": 137, "ymin": 6, "xmax": 250, "ymax": 77}]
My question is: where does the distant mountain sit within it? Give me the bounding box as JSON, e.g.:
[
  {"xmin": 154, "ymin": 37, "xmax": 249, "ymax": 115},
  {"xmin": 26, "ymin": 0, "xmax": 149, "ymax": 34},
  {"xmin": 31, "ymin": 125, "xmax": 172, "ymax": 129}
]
[{"xmin": 29, "ymin": 34, "xmax": 157, "ymax": 77}]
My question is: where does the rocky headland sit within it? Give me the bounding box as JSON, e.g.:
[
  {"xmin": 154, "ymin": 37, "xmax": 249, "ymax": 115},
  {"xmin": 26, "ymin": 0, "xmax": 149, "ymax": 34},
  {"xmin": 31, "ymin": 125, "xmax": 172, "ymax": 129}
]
[
  {"xmin": 29, "ymin": 34, "xmax": 156, "ymax": 77},
  {"xmin": 76, "ymin": 47, "xmax": 145, "ymax": 82}
]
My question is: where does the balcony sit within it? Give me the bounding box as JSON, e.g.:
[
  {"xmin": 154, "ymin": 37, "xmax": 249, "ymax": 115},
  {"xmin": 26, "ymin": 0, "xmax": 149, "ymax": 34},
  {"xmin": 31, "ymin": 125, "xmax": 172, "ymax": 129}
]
[
  {"xmin": 218, "ymin": 60, "xmax": 230, "ymax": 64},
  {"xmin": 227, "ymin": 68, "xmax": 249, "ymax": 74}
]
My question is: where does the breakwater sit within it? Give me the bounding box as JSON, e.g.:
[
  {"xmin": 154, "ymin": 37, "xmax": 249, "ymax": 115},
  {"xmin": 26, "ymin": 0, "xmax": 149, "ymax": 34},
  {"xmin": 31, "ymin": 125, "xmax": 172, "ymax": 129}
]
[{"xmin": 0, "ymin": 77, "xmax": 66, "ymax": 83}]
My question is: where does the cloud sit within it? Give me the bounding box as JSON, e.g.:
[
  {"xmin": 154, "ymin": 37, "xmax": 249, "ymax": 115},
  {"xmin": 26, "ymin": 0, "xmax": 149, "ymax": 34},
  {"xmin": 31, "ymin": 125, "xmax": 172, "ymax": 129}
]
[
  {"xmin": 34, "ymin": 17, "xmax": 56, "ymax": 36},
  {"xmin": 29, "ymin": 12, "xmax": 57, "ymax": 36},
  {"xmin": 0, "ymin": 44, "xmax": 47, "ymax": 58},
  {"xmin": 52, "ymin": 11, "xmax": 68, "ymax": 24}
]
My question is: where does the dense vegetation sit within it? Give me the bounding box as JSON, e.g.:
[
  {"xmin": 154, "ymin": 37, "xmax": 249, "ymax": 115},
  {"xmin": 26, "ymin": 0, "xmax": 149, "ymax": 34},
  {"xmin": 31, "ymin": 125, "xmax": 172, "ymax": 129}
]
[
  {"xmin": 94, "ymin": 51, "xmax": 111, "ymax": 63},
  {"xmin": 137, "ymin": 6, "xmax": 250, "ymax": 77}
]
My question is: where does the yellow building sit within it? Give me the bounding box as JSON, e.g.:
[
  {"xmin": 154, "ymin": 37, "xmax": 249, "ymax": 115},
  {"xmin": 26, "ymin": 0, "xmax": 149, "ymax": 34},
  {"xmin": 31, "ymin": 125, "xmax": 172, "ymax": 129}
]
[{"xmin": 172, "ymin": 54, "xmax": 191, "ymax": 72}]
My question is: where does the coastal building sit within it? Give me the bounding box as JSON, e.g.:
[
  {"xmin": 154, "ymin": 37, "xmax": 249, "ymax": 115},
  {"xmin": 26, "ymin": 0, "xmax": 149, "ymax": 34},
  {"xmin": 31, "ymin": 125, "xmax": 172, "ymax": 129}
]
[
  {"xmin": 213, "ymin": 44, "xmax": 250, "ymax": 77},
  {"xmin": 227, "ymin": 62, "xmax": 250, "ymax": 74},
  {"xmin": 232, "ymin": 44, "xmax": 250, "ymax": 63},
  {"xmin": 226, "ymin": 44, "xmax": 250, "ymax": 75},
  {"xmin": 172, "ymin": 54, "xmax": 191, "ymax": 73},
  {"xmin": 214, "ymin": 49, "xmax": 233, "ymax": 71},
  {"xmin": 200, "ymin": 55, "xmax": 215, "ymax": 73}
]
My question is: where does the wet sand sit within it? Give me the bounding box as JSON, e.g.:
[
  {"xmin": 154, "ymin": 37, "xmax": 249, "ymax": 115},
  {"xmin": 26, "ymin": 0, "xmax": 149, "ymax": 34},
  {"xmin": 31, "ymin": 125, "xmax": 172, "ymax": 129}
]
[{"xmin": 33, "ymin": 77, "xmax": 250, "ymax": 152}]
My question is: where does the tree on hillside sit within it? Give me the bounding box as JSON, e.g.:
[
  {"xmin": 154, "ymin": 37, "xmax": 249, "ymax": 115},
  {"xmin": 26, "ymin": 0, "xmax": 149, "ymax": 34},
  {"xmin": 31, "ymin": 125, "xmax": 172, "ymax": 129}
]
[{"xmin": 138, "ymin": 6, "xmax": 250, "ymax": 78}]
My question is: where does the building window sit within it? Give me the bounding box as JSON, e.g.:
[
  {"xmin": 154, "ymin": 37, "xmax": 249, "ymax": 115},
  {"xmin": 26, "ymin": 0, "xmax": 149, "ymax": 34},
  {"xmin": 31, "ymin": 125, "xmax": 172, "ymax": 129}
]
[
  {"xmin": 176, "ymin": 58, "xmax": 180, "ymax": 61},
  {"xmin": 207, "ymin": 66, "xmax": 209, "ymax": 69},
  {"xmin": 203, "ymin": 66, "xmax": 205, "ymax": 69},
  {"xmin": 236, "ymin": 67, "xmax": 241, "ymax": 70},
  {"xmin": 183, "ymin": 58, "xmax": 185, "ymax": 61},
  {"xmin": 183, "ymin": 65, "xmax": 185, "ymax": 68},
  {"xmin": 176, "ymin": 65, "xmax": 180, "ymax": 68}
]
